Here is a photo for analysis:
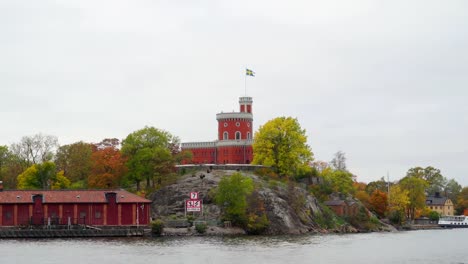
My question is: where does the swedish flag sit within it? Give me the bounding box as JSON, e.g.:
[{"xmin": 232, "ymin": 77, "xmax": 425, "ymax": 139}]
[{"xmin": 246, "ymin": 69, "xmax": 255, "ymax": 77}]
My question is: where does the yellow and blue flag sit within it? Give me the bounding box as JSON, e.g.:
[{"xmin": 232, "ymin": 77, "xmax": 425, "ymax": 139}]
[{"xmin": 246, "ymin": 68, "xmax": 255, "ymax": 77}]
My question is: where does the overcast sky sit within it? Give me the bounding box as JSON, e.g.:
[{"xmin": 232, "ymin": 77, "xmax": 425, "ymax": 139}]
[{"xmin": 1, "ymin": 0, "xmax": 467, "ymax": 185}]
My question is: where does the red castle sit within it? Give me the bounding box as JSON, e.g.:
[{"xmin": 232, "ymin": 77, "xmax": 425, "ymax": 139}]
[{"xmin": 181, "ymin": 96, "xmax": 254, "ymax": 164}]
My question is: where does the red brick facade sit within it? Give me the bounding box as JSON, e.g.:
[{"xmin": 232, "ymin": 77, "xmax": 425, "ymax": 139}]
[{"xmin": 182, "ymin": 97, "xmax": 254, "ymax": 164}]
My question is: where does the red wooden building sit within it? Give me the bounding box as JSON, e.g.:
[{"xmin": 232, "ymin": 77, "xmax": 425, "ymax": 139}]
[
  {"xmin": 181, "ymin": 96, "xmax": 254, "ymax": 164},
  {"xmin": 0, "ymin": 188, "xmax": 151, "ymax": 227}
]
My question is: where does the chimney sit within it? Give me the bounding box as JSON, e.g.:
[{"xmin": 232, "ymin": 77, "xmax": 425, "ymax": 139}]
[{"xmin": 0, "ymin": 181, "xmax": 3, "ymax": 192}]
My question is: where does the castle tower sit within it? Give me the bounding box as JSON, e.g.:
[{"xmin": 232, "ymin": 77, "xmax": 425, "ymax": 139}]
[
  {"xmin": 181, "ymin": 96, "xmax": 254, "ymax": 164},
  {"xmin": 239, "ymin": 96, "xmax": 253, "ymax": 113},
  {"xmin": 216, "ymin": 97, "xmax": 253, "ymax": 141}
]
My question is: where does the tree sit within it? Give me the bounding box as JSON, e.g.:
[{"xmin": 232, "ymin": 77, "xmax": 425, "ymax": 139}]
[
  {"xmin": 355, "ymin": 190, "xmax": 370, "ymax": 208},
  {"xmin": 88, "ymin": 145, "xmax": 127, "ymax": 189},
  {"xmin": 10, "ymin": 134, "xmax": 58, "ymax": 167},
  {"xmin": 330, "ymin": 151, "xmax": 347, "ymax": 171},
  {"xmin": 121, "ymin": 126, "xmax": 177, "ymax": 191},
  {"xmin": 51, "ymin": 171, "xmax": 71, "ymax": 190},
  {"xmin": 388, "ymin": 185, "xmax": 410, "ymax": 225},
  {"xmin": 252, "ymin": 117, "xmax": 313, "ymax": 177},
  {"xmin": 324, "ymin": 168, "xmax": 355, "ymax": 195},
  {"xmin": 94, "ymin": 138, "xmax": 120, "ymax": 150},
  {"xmin": 0, "ymin": 146, "xmax": 23, "ymax": 189},
  {"xmin": 365, "ymin": 177, "xmax": 389, "ymax": 195},
  {"xmin": 406, "ymin": 166, "xmax": 446, "ymax": 195},
  {"xmin": 17, "ymin": 162, "xmax": 69, "ymax": 190},
  {"xmin": 443, "ymin": 179, "xmax": 462, "ymax": 206},
  {"xmin": 399, "ymin": 176, "xmax": 427, "ymax": 221},
  {"xmin": 456, "ymin": 187, "xmax": 468, "ymax": 214},
  {"xmin": 0, "ymin": 146, "xmax": 11, "ymax": 184},
  {"xmin": 214, "ymin": 173, "xmax": 254, "ymax": 226},
  {"xmin": 369, "ymin": 190, "xmax": 388, "ymax": 218},
  {"xmin": 55, "ymin": 141, "xmax": 93, "ymax": 183}
]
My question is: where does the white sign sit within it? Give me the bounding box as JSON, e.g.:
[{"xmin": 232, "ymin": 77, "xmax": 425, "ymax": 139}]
[
  {"xmin": 190, "ymin": 192, "xmax": 199, "ymax": 200},
  {"xmin": 186, "ymin": 199, "xmax": 202, "ymax": 212}
]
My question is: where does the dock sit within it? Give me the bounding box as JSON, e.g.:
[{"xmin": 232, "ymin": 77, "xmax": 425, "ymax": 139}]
[{"xmin": 0, "ymin": 227, "xmax": 150, "ymax": 238}]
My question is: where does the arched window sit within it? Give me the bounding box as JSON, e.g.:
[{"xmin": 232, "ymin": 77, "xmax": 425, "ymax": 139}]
[
  {"xmin": 235, "ymin": 131, "xmax": 241, "ymax": 140},
  {"xmin": 247, "ymin": 132, "xmax": 251, "ymax": 140},
  {"xmin": 223, "ymin": 132, "xmax": 228, "ymax": 140}
]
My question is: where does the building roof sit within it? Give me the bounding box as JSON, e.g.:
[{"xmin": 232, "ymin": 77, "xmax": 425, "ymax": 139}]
[
  {"xmin": 0, "ymin": 190, "xmax": 152, "ymax": 204},
  {"xmin": 426, "ymin": 195, "xmax": 449, "ymax": 206}
]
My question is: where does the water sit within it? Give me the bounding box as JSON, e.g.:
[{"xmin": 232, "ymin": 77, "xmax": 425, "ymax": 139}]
[{"xmin": 1, "ymin": 229, "xmax": 467, "ymax": 264}]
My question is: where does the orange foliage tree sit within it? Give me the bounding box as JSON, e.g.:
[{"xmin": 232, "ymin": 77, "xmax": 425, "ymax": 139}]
[
  {"xmin": 88, "ymin": 140, "xmax": 127, "ymax": 189},
  {"xmin": 369, "ymin": 189, "xmax": 388, "ymax": 218}
]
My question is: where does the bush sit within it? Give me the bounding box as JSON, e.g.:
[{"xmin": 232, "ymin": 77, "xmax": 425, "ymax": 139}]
[
  {"xmin": 195, "ymin": 222, "xmax": 207, "ymax": 234},
  {"xmin": 388, "ymin": 210, "xmax": 405, "ymax": 225},
  {"xmin": 151, "ymin": 219, "xmax": 164, "ymax": 236},
  {"xmin": 187, "ymin": 215, "xmax": 195, "ymax": 226},
  {"xmin": 428, "ymin": 211, "xmax": 440, "ymax": 221},
  {"xmin": 214, "ymin": 173, "xmax": 254, "ymax": 226},
  {"xmin": 246, "ymin": 213, "xmax": 269, "ymax": 235}
]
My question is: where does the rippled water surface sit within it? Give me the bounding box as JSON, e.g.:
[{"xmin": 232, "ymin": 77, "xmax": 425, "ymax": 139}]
[{"xmin": 1, "ymin": 229, "xmax": 467, "ymax": 264}]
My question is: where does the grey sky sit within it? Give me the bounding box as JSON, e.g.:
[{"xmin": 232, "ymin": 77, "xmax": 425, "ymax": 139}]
[{"xmin": 1, "ymin": 1, "xmax": 467, "ymax": 185}]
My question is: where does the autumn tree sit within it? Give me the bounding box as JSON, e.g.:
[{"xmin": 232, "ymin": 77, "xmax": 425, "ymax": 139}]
[
  {"xmin": 88, "ymin": 140, "xmax": 127, "ymax": 189},
  {"xmin": 17, "ymin": 161, "xmax": 70, "ymax": 190},
  {"xmin": 121, "ymin": 126, "xmax": 178, "ymax": 191},
  {"xmin": 369, "ymin": 190, "xmax": 388, "ymax": 218},
  {"xmin": 10, "ymin": 134, "xmax": 58, "ymax": 168},
  {"xmin": 252, "ymin": 117, "xmax": 313, "ymax": 177},
  {"xmin": 55, "ymin": 141, "xmax": 93, "ymax": 184},
  {"xmin": 456, "ymin": 187, "xmax": 468, "ymax": 214},
  {"xmin": 399, "ymin": 175, "xmax": 427, "ymax": 221},
  {"xmin": 388, "ymin": 185, "xmax": 410, "ymax": 225}
]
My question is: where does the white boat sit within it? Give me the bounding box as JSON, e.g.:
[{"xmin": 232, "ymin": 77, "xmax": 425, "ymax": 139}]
[{"xmin": 438, "ymin": 215, "xmax": 468, "ymax": 228}]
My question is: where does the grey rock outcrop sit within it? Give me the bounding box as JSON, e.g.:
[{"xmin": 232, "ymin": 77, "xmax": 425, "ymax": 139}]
[{"xmin": 149, "ymin": 170, "xmax": 335, "ymax": 234}]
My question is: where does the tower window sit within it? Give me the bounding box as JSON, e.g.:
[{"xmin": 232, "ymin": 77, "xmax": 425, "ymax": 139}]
[
  {"xmin": 235, "ymin": 131, "xmax": 241, "ymax": 140},
  {"xmin": 247, "ymin": 132, "xmax": 251, "ymax": 140},
  {"xmin": 236, "ymin": 122, "xmax": 240, "ymax": 127},
  {"xmin": 223, "ymin": 132, "xmax": 228, "ymax": 140}
]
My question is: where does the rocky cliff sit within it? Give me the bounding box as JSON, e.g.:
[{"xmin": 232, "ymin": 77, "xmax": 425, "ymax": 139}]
[{"xmin": 149, "ymin": 169, "xmax": 392, "ymax": 235}]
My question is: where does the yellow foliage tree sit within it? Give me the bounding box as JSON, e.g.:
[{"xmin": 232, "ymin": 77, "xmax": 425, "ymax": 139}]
[{"xmin": 252, "ymin": 117, "xmax": 313, "ymax": 177}]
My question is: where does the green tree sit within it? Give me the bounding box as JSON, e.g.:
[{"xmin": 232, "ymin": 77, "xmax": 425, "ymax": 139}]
[
  {"xmin": 0, "ymin": 146, "xmax": 11, "ymax": 184},
  {"xmin": 17, "ymin": 162, "xmax": 69, "ymax": 190},
  {"xmin": 252, "ymin": 117, "xmax": 313, "ymax": 177},
  {"xmin": 214, "ymin": 173, "xmax": 254, "ymax": 226},
  {"xmin": 406, "ymin": 166, "xmax": 446, "ymax": 195},
  {"xmin": 55, "ymin": 141, "xmax": 93, "ymax": 183},
  {"xmin": 365, "ymin": 177, "xmax": 389, "ymax": 195},
  {"xmin": 323, "ymin": 168, "xmax": 355, "ymax": 195},
  {"xmin": 121, "ymin": 126, "xmax": 177, "ymax": 191},
  {"xmin": 443, "ymin": 179, "xmax": 462, "ymax": 206},
  {"xmin": 399, "ymin": 176, "xmax": 428, "ymax": 221},
  {"xmin": 0, "ymin": 146, "xmax": 23, "ymax": 189}
]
